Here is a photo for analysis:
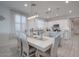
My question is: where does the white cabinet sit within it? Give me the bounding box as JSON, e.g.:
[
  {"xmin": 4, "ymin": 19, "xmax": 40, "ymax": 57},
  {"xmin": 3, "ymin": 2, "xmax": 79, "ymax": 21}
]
[{"xmin": 62, "ymin": 30, "xmax": 71, "ymax": 40}]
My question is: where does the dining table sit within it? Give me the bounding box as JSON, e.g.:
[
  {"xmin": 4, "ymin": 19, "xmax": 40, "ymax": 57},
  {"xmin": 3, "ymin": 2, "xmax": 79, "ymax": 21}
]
[
  {"xmin": 18, "ymin": 31, "xmax": 62, "ymax": 54},
  {"xmin": 27, "ymin": 36, "xmax": 54, "ymax": 52}
]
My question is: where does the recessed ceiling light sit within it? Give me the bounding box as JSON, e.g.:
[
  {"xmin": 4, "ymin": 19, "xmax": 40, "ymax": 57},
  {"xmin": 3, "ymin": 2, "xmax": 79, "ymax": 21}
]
[
  {"xmin": 69, "ymin": 10, "xmax": 72, "ymax": 14},
  {"xmin": 48, "ymin": 8, "xmax": 51, "ymax": 11},
  {"xmin": 24, "ymin": 4, "xmax": 28, "ymax": 7},
  {"xmin": 65, "ymin": 1, "xmax": 69, "ymax": 3}
]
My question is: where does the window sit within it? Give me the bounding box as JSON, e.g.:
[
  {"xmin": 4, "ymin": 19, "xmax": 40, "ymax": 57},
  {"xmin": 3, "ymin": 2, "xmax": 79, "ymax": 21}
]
[
  {"xmin": 21, "ymin": 16, "xmax": 26, "ymax": 32},
  {"xmin": 15, "ymin": 14, "xmax": 21, "ymax": 31},
  {"xmin": 15, "ymin": 14, "xmax": 26, "ymax": 32}
]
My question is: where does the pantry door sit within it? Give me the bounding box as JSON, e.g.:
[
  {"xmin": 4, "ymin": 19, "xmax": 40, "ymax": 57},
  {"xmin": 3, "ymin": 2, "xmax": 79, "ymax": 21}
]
[{"xmin": 71, "ymin": 17, "xmax": 79, "ymax": 35}]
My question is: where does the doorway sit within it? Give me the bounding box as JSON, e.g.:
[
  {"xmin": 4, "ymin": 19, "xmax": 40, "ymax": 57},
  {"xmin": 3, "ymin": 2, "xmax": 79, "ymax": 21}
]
[{"xmin": 71, "ymin": 17, "xmax": 79, "ymax": 35}]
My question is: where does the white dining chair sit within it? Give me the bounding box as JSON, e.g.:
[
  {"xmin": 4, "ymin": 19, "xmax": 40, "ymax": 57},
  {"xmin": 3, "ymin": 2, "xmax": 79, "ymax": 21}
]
[
  {"xmin": 16, "ymin": 31, "xmax": 23, "ymax": 56},
  {"xmin": 35, "ymin": 34, "xmax": 61, "ymax": 57},
  {"xmin": 20, "ymin": 32, "xmax": 36, "ymax": 57}
]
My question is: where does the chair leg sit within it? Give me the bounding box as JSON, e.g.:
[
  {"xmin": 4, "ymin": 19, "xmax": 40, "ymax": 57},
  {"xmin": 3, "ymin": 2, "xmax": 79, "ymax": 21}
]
[
  {"xmin": 35, "ymin": 50, "xmax": 40, "ymax": 57},
  {"xmin": 20, "ymin": 41, "xmax": 23, "ymax": 56},
  {"xmin": 17, "ymin": 42, "xmax": 21, "ymax": 56}
]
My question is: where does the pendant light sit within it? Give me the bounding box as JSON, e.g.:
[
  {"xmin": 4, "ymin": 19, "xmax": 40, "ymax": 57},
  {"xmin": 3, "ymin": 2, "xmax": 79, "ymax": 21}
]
[{"xmin": 27, "ymin": 2, "xmax": 39, "ymax": 20}]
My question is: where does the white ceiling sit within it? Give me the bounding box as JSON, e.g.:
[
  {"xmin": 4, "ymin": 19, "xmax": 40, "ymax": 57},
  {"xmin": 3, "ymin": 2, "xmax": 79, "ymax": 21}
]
[{"xmin": 0, "ymin": 1, "xmax": 79, "ymax": 20}]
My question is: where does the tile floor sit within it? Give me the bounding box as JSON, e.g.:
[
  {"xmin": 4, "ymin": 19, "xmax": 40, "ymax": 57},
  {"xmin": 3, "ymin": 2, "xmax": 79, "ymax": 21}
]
[
  {"xmin": 0, "ymin": 35, "xmax": 79, "ymax": 57},
  {"xmin": 0, "ymin": 37, "xmax": 18, "ymax": 57},
  {"xmin": 58, "ymin": 35, "xmax": 79, "ymax": 57}
]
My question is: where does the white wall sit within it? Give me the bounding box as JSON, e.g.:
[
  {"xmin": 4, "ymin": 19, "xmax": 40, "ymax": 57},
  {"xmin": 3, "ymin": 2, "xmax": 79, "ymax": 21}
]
[
  {"xmin": 0, "ymin": 5, "xmax": 11, "ymax": 42},
  {"xmin": 0, "ymin": 5, "xmax": 10, "ymax": 34}
]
